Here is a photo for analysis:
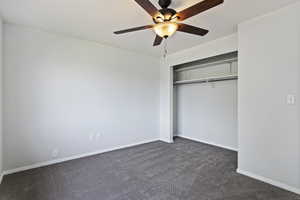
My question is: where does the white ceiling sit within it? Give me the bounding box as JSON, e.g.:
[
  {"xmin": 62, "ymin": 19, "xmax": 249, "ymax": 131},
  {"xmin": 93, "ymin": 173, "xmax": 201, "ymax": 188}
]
[{"xmin": 0, "ymin": 0, "xmax": 299, "ymax": 57}]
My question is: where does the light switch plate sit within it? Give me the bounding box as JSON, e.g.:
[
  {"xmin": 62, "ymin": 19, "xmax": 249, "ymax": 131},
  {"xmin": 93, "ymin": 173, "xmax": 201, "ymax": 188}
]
[{"xmin": 287, "ymin": 94, "xmax": 296, "ymax": 105}]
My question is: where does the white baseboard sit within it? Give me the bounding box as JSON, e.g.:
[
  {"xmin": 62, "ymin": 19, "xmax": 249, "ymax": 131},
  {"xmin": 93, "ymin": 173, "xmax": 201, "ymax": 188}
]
[
  {"xmin": 3, "ymin": 138, "xmax": 159, "ymax": 176},
  {"xmin": 237, "ymin": 169, "xmax": 300, "ymax": 195},
  {"xmin": 159, "ymin": 138, "xmax": 174, "ymax": 143},
  {"xmin": 177, "ymin": 135, "xmax": 238, "ymax": 152}
]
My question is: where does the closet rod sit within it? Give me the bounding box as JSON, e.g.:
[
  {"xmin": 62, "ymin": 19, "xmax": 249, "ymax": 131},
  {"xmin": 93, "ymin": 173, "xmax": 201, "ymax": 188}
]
[
  {"xmin": 174, "ymin": 58, "xmax": 237, "ymax": 73},
  {"xmin": 174, "ymin": 75, "xmax": 238, "ymax": 86}
]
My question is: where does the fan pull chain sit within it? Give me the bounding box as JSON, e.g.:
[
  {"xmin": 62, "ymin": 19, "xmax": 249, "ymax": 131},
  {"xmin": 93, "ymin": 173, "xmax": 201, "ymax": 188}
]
[{"xmin": 163, "ymin": 38, "xmax": 168, "ymax": 58}]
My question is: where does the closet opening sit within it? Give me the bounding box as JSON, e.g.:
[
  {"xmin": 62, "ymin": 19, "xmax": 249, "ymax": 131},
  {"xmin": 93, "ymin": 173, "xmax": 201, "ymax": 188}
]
[{"xmin": 173, "ymin": 51, "xmax": 238, "ymax": 151}]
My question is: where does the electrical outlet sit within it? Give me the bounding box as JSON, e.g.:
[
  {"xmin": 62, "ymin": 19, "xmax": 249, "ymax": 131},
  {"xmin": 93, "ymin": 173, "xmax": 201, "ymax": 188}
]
[
  {"xmin": 89, "ymin": 132, "xmax": 101, "ymax": 141},
  {"xmin": 89, "ymin": 133, "xmax": 94, "ymax": 141},
  {"xmin": 96, "ymin": 132, "xmax": 101, "ymax": 140},
  {"xmin": 52, "ymin": 149, "xmax": 59, "ymax": 158}
]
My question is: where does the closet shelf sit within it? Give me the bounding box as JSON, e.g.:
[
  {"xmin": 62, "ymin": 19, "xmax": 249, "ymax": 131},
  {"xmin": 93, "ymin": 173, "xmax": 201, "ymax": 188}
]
[{"xmin": 174, "ymin": 74, "xmax": 238, "ymax": 85}]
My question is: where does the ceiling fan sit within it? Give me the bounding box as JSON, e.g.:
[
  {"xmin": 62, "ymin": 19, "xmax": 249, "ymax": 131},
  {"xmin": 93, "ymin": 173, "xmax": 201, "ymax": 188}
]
[{"xmin": 114, "ymin": 0, "xmax": 224, "ymax": 46}]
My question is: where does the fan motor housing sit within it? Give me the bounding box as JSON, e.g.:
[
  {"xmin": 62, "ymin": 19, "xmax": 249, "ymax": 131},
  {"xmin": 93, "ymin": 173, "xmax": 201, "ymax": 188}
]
[
  {"xmin": 159, "ymin": 8, "xmax": 177, "ymax": 17},
  {"xmin": 153, "ymin": 8, "xmax": 177, "ymax": 23}
]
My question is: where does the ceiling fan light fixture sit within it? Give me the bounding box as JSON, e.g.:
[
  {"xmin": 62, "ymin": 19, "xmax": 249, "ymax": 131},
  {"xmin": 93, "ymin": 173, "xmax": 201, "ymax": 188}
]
[
  {"xmin": 114, "ymin": 0, "xmax": 224, "ymax": 46},
  {"xmin": 154, "ymin": 22, "xmax": 178, "ymax": 38}
]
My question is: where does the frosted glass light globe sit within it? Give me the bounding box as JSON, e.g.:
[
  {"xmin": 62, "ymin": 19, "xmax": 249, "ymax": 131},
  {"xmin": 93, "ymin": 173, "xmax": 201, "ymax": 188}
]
[{"xmin": 154, "ymin": 22, "xmax": 178, "ymax": 38}]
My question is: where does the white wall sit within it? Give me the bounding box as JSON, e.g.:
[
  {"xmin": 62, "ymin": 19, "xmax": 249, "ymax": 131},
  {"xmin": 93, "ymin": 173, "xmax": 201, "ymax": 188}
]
[
  {"xmin": 159, "ymin": 59, "xmax": 173, "ymax": 143},
  {"xmin": 238, "ymin": 2, "xmax": 300, "ymax": 191},
  {"xmin": 166, "ymin": 34, "xmax": 238, "ymax": 67},
  {"xmin": 3, "ymin": 24, "xmax": 160, "ymax": 171},
  {"xmin": 160, "ymin": 34, "xmax": 238, "ymax": 142},
  {"xmin": 176, "ymin": 80, "xmax": 238, "ymax": 151},
  {"xmin": 0, "ymin": 17, "xmax": 3, "ymax": 177}
]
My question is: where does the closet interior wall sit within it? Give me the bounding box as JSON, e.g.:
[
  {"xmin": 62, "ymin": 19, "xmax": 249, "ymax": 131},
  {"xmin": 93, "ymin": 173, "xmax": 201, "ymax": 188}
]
[{"xmin": 173, "ymin": 52, "xmax": 238, "ymax": 151}]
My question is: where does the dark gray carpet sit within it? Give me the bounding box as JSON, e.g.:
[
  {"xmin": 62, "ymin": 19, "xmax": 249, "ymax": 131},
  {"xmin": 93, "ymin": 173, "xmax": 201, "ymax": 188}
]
[{"xmin": 1, "ymin": 137, "xmax": 300, "ymax": 200}]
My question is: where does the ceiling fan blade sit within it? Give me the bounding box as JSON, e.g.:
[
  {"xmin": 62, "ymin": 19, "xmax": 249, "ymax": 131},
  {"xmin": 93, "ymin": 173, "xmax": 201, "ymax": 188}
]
[
  {"xmin": 114, "ymin": 25, "xmax": 153, "ymax": 34},
  {"xmin": 177, "ymin": 0, "xmax": 224, "ymax": 21},
  {"xmin": 134, "ymin": 0, "xmax": 159, "ymax": 16},
  {"xmin": 153, "ymin": 35, "xmax": 163, "ymax": 46},
  {"xmin": 178, "ymin": 23, "xmax": 209, "ymax": 36}
]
